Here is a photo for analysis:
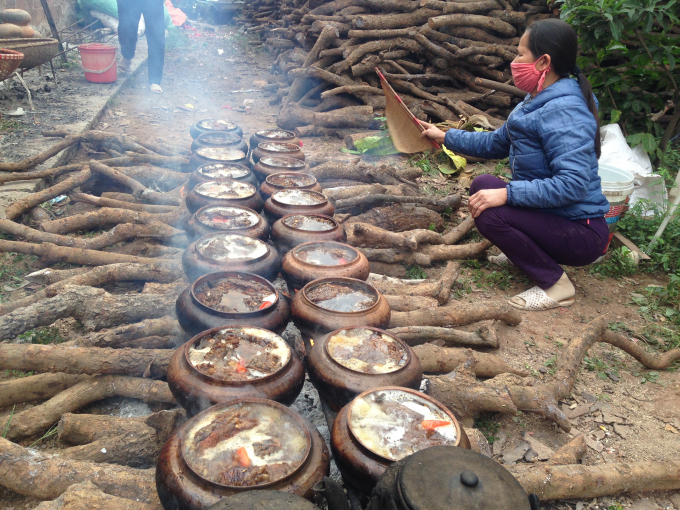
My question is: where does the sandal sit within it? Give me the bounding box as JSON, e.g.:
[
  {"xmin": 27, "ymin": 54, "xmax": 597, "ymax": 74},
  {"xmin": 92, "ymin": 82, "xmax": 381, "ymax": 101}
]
[
  {"xmin": 150, "ymin": 84, "xmax": 163, "ymax": 94},
  {"xmin": 487, "ymin": 252, "xmax": 514, "ymax": 267},
  {"xmin": 508, "ymin": 286, "xmax": 574, "ymax": 311}
]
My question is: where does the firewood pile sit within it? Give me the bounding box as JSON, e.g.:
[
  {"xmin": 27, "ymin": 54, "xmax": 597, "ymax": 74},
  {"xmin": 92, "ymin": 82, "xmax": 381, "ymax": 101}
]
[
  {"xmin": 0, "ymin": 131, "xmax": 679, "ymax": 508},
  {"xmin": 238, "ymin": 0, "xmax": 559, "ymax": 134}
]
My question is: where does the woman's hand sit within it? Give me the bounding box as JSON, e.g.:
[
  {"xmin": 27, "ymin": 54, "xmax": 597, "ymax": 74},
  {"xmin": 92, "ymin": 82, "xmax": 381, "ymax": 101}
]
[
  {"xmin": 469, "ymin": 188, "xmax": 508, "ymax": 218},
  {"xmin": 419, "ymin": 121, "xmax": 446, "ymax": 145}
]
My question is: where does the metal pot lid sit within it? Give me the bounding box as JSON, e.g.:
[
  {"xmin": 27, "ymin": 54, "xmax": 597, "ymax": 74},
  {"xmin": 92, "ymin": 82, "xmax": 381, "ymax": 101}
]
[
  {"xmin": 197, "ymin": 131, "xmax": 242, "ymax": 144},
  {"xmin": 180, "ymin": 400, "xmax": 312, "ymax": 489},
  {"xmin": 196, "ymin": 147, "xmax": 246, "ymax": 162},
  {"xmin": 258, "ymin": 142, "xmax": 301, "ymax": 152},
  {"xmin": 283, "ymin": 214, "xmax": 337, "ymax": 232},
  {"xmin": 260, "ymin": 156, "xmax": 306, "ymax": 169},
  {"xmin": 198, "ymin": 119, "xmax": 238, "ymax": 131},
  {"xmin": 197, "ymin": 206, "xmax": 260, "ymax": 230},
  {"xmin": 326, "ymin": 327, "xmax": 409, "ymax": 374},
  {"xmin": 187, "ymin": 326, "xmax": 291, "ymax": 382},
  {"xmin": 255, "ymin": 129, "xmax": 296, "ymax": 140},
  {"xmin": 396, "ymin": 446, "xmax": 531, "ymax": 510},
  {"xmin": 197, "ymin": 163, "xmax": 250, "ymax": 180},
  {"xmin": 196, "ymin": 233, "xmax": 269, "ymax": 263},
  {"xmin": 293, "ymin": 241, "xmax": 357, "ymax": 267},
  {"xmin": 272, "ymin": 189, "xmax": 326, "ymax": 206},
  {"xmin": 193, "ymin": 273, "xmax": 278, "ymax": 315},
  {"xmin": 266, "ymin": 172, "xmax": 316, "ymax": 188},
  {"xmin": 207, "ymin": 490, "xmax": 318, "ymax": 510},
  {"xmin": 347, "ymin": 387, "xmax": 459, "ymax": 462},
  {"xmin": 194, "ymin": 180, "xmax": 256, "ymax": 199},
  {"xmin": 305, "ymin": 280, "xmax": 378, "ymax": 313}
]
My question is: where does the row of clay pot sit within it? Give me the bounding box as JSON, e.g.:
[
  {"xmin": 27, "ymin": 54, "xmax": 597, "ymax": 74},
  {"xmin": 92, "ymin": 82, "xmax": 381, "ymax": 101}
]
[{"xmin": 0, "ymin": 9, "xmax": 34, "ymax": 38}]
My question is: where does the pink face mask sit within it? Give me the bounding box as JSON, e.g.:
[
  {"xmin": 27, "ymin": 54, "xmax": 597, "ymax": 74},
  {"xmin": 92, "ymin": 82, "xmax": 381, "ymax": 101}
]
[{"xmin": 510, "ymin": 57, "xmax": 551, "ymax": 93}]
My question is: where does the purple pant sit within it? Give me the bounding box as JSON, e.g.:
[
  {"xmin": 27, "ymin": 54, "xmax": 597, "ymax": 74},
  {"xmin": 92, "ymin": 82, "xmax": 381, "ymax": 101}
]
[{"xmin": 470, "ymin": 174, "xmax": 609, "ymax": 289}]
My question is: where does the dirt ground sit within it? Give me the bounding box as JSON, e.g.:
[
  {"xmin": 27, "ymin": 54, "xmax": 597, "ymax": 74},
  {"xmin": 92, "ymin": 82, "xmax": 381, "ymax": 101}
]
[{"xmin": 0, "ymin": 23, "xmax": 679, "ymax": 510}]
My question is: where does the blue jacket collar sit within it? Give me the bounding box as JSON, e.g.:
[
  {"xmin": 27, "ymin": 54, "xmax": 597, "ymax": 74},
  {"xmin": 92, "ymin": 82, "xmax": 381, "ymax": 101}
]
[{"xmin": 521, "ymin": 78, "xmax": 582, "ymax": 112}]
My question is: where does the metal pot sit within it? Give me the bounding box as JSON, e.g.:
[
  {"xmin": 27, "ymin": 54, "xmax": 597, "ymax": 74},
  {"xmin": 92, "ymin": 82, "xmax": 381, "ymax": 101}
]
[
  {"xmin": 249, "ymin": 129, "xmax": 299, "ymax": 151},
  {"xmin": 331, "ymin": 387, "xmax": 470, "ymax": 494},
  {"xmin": 191, "ymin": 132, "xmax": 249, "ymax": 155},
  {"xmin": 252, "ymin": 142, "xmax": 305, "ymax": 165},
  {"xmin": 264, "ymin": 190, "xmax": 334, "ymax": 224},
  {"xmin": 291, "ymin": 277, "xmax": 390, "ymax": 343},
  {"xmin": 182, "ymin": 233, "xmax": 281, "ymax": 282},
  {"xmin": 186, "ymin": 180, "xmax": 263, "ymax": 214},
  {"xmin": 259, "ymin": 172, "xmax": 322, "ymax": 201},
  {"xmin": 369, "ymin": 446, "xmax": 539, "ymax": 510},
  {"xmin": 190, "ymin": 147, "xmax": 249, "ymax": 171},
  {"xmin": 282, "ymin": 241, "xmax": 369, "ymax": 291},
  {"xmin": 252, "ymin": 156, "xmax": 310, "ymax": 182},
  {"xmin": 185, "ymin": 205, "xmax": 270, "ymax": 243},
  {"xmin": 271, "ymin": 214, "xmax": 346, "ymax": 254},
  {"xmin": 156, "ymin": 399, "xmax": 330, "ymax": 510},
  {"xmin": 190, "ymin": 119, "xmax": 243, "ymax": 139},
  {"xmin": 307, "ymin": 327, "xmax": 422, "ymax": 410},
  {"xmin": 189, "ymin": 163, "xmax": 258, "ymax": 189},
  {"xmin": 176, "ymin": 272, "xmax": 291, "ymax": 337},
  {"xmin": 167, "ymin": 326, "xmax": 305, "ymax": 415}
]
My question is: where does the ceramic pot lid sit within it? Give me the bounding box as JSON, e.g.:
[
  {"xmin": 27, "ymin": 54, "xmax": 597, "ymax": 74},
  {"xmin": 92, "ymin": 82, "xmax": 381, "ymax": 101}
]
[
  {"xmin": 196, "ymin": 233, "xmax": 269, "ymax": 262},
  {"xmin": 283, "ymin": 215, "xmax": 336, "ymax": 231},
  {"xmin": 293, "ymin": 242, "xmax": 357, "ymax": 267},
  {"xmin": 396, "ymin": 446, "xmax": 531, "ymax": 510},
  {"xmin": 326, "ymin": 327, "xmax": 408, "ymax": 374},
  {"xmin": 260, "ymin": 157, "xmax": 306, "ymax": 169},
  {"xmin": 198, "ymin": 164, "xmax": 249, "ymax": 179},
  {"xmin": 196, "ymin": 147, "xmax": 246, "ymax": 162},
  {"xmin": 197, "ymin": 206, "xmax": 260, "ymax": 229},
  {"xmin": 198, "ymin": 119, "xmax": 238, "ymax": 131}
]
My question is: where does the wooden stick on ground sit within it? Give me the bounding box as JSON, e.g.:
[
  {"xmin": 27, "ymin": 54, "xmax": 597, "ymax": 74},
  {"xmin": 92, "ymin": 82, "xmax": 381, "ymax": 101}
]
[
  {"xmin": 412, "ymin": 344, "xmax": 527, "ymax": 377},
  {"xmin": 387, "ymin": 325, "xmax": 498, "ymax": 348},
  {"xmin": 34, "ymin": 481, "xmax": 159, "ymax": 510},
  {"xmin": 70, "ymin": 193, "xmax": 177, "ymax": 213},
  {"xmin": 389, "ymin": 301, "xmax": 521, "ymax": 328},
  {"xmin": 0, "ymin": 373, "xmax": 88, "ymax": 408},
  {"xmin": 40, "ymin": 205, "xmax": 189, "ymax": 233},
  {"xmin": 89, "ymin": 161, "xmax": 180, "ymax": 206},
  {"xmin": 69, "ymin": 316, "xmax": 184, "ymax": 348}
]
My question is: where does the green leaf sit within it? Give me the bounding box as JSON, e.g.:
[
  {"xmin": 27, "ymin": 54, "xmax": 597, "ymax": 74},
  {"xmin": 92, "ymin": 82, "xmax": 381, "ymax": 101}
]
[
  {"xmin": 438, "ymin": 163, "xmax": 459, "ymax": 175},
  {"xmin": 442, "ymin": 146, "xmax": 468, "ymax": 172},
  {"xmin": 611, "ymin": 109, "xmax": 622, "ymax": 123},
  {"xmin": 341, "ymin": 135, "xmax": 400, "ymax": 156}
]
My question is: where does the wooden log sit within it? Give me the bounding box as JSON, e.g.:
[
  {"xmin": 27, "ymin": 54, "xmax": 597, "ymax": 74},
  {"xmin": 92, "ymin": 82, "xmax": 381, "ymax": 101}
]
[
  {"xmin": 294, "ymin": 126, "xmax": 344, "ymax": 137},
  {"xmin": 89, "ymin": 161, "xmax": 180, "ymax": 206},
  {"xmin": 323, "ymin": 184, "xmax": 387, "ymax": 200},
  {"xmin": 313, "ymin": 112, "xmax": 382, "ymax": 129},
  {"xmin": 369, "ymin": 261, "xmax": 407, "ymax": 277},
  {"xmin": 70, "ymin": 193, "xmax": 177, "ymax": 213},
  {"xmin": 488, "ymin": 9, "xmax": 526, "ymax": 25},
  {"xmin": 321, "ymin": 85, "xmax": 383, "ymax": 97},
  {"xmin": 25, "ymin": 267, "xmax": 92, "ymax": 284},
  {"xmin": 0, "ymin": 437, "xmax": 161, "ymax": 504},
  {"xmin": 387, "ymin": 325, "xmax": 498, "ymax": 348},
  {"xmin": 458, "ymin": 43, "xmax": 516, "ymax": 62},
  {"xmin": 287, "ymin": 26, "xmax": 340, "ymax": 104},
  {"xmin": 352, "ymin": 9, "xmax": 440, "ymax": 30},
  {"xmin": 40, "ymin": 205, "xmax": 189, "ymax": 233},
  {"xmin": 428, "ymin": 13, "xmax": 516, "ymax": 36},
  {"xmin": 0, "ymin": 162, "xmax": 84, "ymax": 185},
  {"xmin": 34, "ymin": 481, "xmax": 158, "ymax": 510},
  {"xmin": 451, "ymin": 100, "xmax": 505, "ymax": 129},
  {"xmin": 359, "ymin": 240, "xmax": 491, "ymax": 265},
  {"xmin": 413, "ymin": 344, "xmax": 527, "ymax": 376},
  {"xmin": 346, "ymin": 204, "xmax": 444, "ymax": 232},
  {"xmin": 446, "ymin": 26, "xmax": 520, "ymax": 45},
  {"xmin": 347, "ymin": 222, "xmax": 419, "ymax": 250},
  {"xmin": 389, "ymin": 301, "xmax": 522, "ymax": 328},
  {"xmin": 384, "ymin": 294, "xmax": 439, "ymax": 312},
  {"xmin": 310, "ymin": 161, "xmax": 422, "ymax": 184},
  {"xmin": 110, "ymin": 166, "xmax": 188, "ymax": 190},
  {"xmin": 0, "ymin": 373, "xmax": 88, "ymax": 408},
  {"xmin": 474, "ymin": 77, "xmax": 525, "ymax": 98},
  {"xmin": 5, "ymin": 167, "xmax": 92, "ymax": 221},
  {"xmin": 420, "ymin": 0, "xmax": 501, "ymax": 13},
  {"xmin": 548, "ymin": 435, "xmax": 587, "ymax": 466},
  {"xmin": 70, "ymin": 316, "xmax": 184, "ymax": 348},
  {"xmin": 335, "ymin": 194, "xmax": 461, "ymax": 213},
  {"xmin": 437, "ymin": 260, "xmax": 460, "ymax": 304}
]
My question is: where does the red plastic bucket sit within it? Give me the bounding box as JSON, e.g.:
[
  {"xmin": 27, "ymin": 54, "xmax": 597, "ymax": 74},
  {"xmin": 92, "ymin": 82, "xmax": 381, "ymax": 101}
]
[{"xmin": 78, "ymin": 43, "xmax": 117, "ymax": 83}]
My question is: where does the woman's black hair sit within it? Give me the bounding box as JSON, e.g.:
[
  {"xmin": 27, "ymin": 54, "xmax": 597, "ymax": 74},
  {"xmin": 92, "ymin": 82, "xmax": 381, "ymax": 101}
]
[{"xmin": 525, "ymin": 19, "xmax": 601, "ymax": 158}]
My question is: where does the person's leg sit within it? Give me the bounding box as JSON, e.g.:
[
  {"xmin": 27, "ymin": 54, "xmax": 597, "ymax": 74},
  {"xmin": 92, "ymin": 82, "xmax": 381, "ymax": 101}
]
[
  {"xmin": 116, "ymin": 0, "xmax": 141, "ymax": 72},
  {"xmin": 141, "ymin": 0, "xmax": 166, "ymax": 89}
]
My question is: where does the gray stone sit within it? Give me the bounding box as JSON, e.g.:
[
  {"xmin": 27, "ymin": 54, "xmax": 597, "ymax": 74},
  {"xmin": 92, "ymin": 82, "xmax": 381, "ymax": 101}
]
[
  {"xmin": 492, "ymin": 431, "xmax": 507, "ymax": 457},
  {"xmin": 584, "ymin": 435, "xmax": 603, "ymax": 453},
  {"xmin": 630, "ymin": 498, "xmax": 661, "ymax": 510},
  {"xmin": 563, "ymin": 403, "xmax": 592, "ymax": 419},
  {"xmin": 603, "ymin": 413, "xmax": 624, "ymax": 424},
  {"xmin": 669, "ymin": 493, "xmax": 680, "ymax": 509},
  {"xmin": 524, "ymin": 448, "xmax": 538, "ymax": 462},
  {"xmin": 614, "ymin": 423, "xmax": 630, "ymax": 439},
  {"xmin": 523, "ymin": 434, "xmax": 555, "ymax": 461},
  {"xmin": 502, "ymin": 442, "xmax": 530, "ymax": 465}
]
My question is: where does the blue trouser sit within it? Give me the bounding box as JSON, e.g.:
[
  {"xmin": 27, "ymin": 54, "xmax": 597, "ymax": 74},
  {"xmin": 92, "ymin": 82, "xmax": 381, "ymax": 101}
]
[
  {"xmin": 116, "ymin": 0, "xmax": 165, "ymax": 85},
  {"xmin": 470, "ymin": 174, "xmax": 609, "ymax": 289}
]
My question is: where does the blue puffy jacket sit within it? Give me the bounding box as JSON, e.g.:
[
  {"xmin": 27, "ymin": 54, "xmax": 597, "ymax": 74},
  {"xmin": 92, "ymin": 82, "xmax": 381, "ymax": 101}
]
[{"xmin": 444, "ymin": 78, "xmax": 610, "ymax": 220}]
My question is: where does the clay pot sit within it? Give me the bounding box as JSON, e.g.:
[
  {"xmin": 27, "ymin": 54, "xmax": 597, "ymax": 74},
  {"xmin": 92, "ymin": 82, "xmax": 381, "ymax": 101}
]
[
  {"xmin": 0, "ymin": 24, "xmax": 22, "ymax": 39},
  {"xmin": 307, "ymin": 327, "xmax": 422, "ymax": 410},
  {"xmin": 191, "ymin": 132, "xmax": 248, "ymax": 155},
  {"xmin": 186, "ymin": 180, "xmax": 263, "ymax": 214},
  {"xmin": 190, "ymin": 119, "xmax": 242, "ymax": 139},
  {"xmin": 271, "ymin": 214, "xmax": 346, "ymax": 254},
  {"xmin": 252, "ymin": 156, "xmax": 311, "ymax": 182},
  {"xmin": 259, "ymin": 172, "xmax": 322, "ymax": 201},
  {"xmin": 189, "ymin": 163, "xmax": 257, "ymax": 190},
  {"xmin": 252, "ymin": 142, "xmax": 305, "ymax": 165},
  {"xmin": 291, "ymin": 277, "xmax": 391, "ymax": 342},
  {"xmin": 182, "ymin": 233, "xmax": 281, "ymax": 282},
  {"xmin": 263, "ymin": 190, "xmax": 334, "ymax": 223},
  {"xmin": 331, "ymin": 387, "xmax": 470, "ymax": 494},
  {"xmin": 190, "ymin": 147, "xmax": 248, "ymax": 171},
  {"xmin": 185, "ymin": 205, "xmax": 270, "ymax": 243},
  {"xmin": 176, "ymin": 272, "xmax": 291, "ymax": 337},
  {"xmin": 167, "ymin": 326, "xmax": 305, "ymax": 415},
  {"xmin": 249, "ymin": 129, "xmax": 299, "ymax": 151},
  {"xmin": 0, "ymin": 9, "xmax": 31, "ymax": 26},
  {"xmin": 281, "ymin": 241, "xmax": 369, "ymax": 291},
  {"xmin": 19, "ymin": 25, "xmax": 33, "ymax": 38},
  {"xmin": 156, "ymin": 399, "xmax": 330, "ymax": 510}
]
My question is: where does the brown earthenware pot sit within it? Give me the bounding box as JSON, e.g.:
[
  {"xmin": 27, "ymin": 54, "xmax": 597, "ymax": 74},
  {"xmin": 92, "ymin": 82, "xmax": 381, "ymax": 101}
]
[
  {"xmin": 176, "ymin": 272, "xmax": 290, "ymax": 337},
  {"xmin": 263, "ymin": 190, "xmax": 334, "ymax": 224},
  {"xmin": 281, "ymin": 241, "xmax": 369, "ymax": 291},
  {"xmin": 185, "ymin": 205, "xmax": 270, "ymax": 243},
  {"xmin": 186, "ymin": 180, "xmax": 263, "ymax": 214},
  {"xmin": 252, "ymin": 156, "xmax": 310, "ymax": 182},
  {"xmin": 190, "ymin": 147, "xmax": 248, "ymax": 171},
  {"xmin": 331, "ymin": 387, "xmax": 470, "ymax": 494},
  {"xmin": 182, "ymin": 233, "xmax": 281, "ymax": 282},
  {"xmin": 307, "ymin": 327, "xmax": 422, "ymax": 410},
  {"xmin": 271, "ymin": 214, "xmax": 347, "ymax": 254},
  {"xmin": 156, "ymin": 399, "xmax": 330, "ymax": 510},
  {"xmin": 291, "ymin": 277, "xmax": 390, "ymax": 343},
  {"xmin": 190, "ymin": 119, "xmax": 243, "ymax": 139},
  {"xmin": 167, "ymin": 326, "xmax": 305, "ymax": 415},
  {"xmin": 252, "ymin": 142, "xmax": 305, "ymax": 165},
  {"xmin": 189, "ymin": 163, "xmax": 257, "ymax": 189},
  {"xmin": 259, "ymin": 172, "xmax": 322, "ymax": 201},
  {"xmin": 249, "ymin": 129, "xmax": 299, "ymax": 151},
  {"xmin": 191, "ymin": 131, "xmax": 249, "ymax": 155}
]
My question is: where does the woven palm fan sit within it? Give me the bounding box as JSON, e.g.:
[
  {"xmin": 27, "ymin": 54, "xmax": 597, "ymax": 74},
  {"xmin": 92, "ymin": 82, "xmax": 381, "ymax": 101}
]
[{"xmin": 376, "ymin": 68, "xmax": 439, "ymax": 154}]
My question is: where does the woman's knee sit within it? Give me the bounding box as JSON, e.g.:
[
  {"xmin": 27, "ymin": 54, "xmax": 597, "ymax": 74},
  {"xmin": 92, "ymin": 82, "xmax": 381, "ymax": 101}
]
[{"xmin": 469, "ymin": 174, "xmax": 507, "ymax": 196}]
